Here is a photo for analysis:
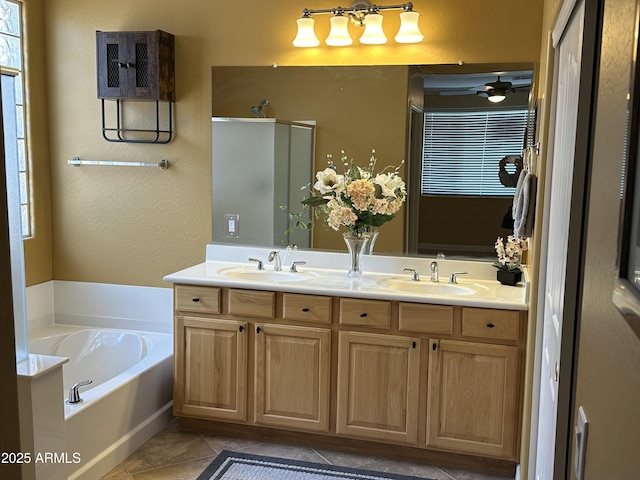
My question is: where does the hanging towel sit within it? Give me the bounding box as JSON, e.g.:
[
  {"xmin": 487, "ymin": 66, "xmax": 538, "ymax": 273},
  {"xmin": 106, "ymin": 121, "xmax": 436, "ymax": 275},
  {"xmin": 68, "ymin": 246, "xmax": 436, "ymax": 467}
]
[
  {"xmin": 512, "ymin": 168, "xmax": 528, "ymax": 219},
  {"xmin": 522, "ymin": 174, "xmax": 537, "ymax": 238},
  {"xmin": 513, "ymin": 172, "xmax": 534, "ymax": 238}
]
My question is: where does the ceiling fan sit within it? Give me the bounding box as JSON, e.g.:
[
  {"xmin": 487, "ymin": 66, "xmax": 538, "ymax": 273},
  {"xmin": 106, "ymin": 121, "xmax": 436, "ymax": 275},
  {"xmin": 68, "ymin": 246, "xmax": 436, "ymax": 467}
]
[
  {"xmin": 476, "ymin": 77, "xmax": 521, "ymax": 103},
  {"xmin": 430, "ymin": 74, "xmax": 531, "ymax": 102}
]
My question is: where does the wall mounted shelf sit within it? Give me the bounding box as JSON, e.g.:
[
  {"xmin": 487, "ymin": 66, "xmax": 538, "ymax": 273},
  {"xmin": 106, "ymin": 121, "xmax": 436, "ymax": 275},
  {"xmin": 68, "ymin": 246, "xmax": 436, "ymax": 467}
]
[{"xmin": 96, "ymin": 30, "xmax": 175, "ymax": 144}]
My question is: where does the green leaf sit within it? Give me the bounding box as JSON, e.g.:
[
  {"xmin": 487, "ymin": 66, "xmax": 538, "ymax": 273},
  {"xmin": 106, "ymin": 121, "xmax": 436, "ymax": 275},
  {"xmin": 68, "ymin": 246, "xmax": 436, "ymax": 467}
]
[
  {"xmin": 349, "ymin": 164, "xmax": 361, "ymax": 180},
  {"xmin": 301, "ymin": 196, "xmax": 329, "ymax": 207}
]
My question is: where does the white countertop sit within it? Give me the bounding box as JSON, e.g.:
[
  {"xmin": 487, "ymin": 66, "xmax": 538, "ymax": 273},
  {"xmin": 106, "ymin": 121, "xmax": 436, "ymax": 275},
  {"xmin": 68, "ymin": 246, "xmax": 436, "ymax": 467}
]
[{"xmin": 163, "ymin": 244, "xmax": 529, "ymax": 311}]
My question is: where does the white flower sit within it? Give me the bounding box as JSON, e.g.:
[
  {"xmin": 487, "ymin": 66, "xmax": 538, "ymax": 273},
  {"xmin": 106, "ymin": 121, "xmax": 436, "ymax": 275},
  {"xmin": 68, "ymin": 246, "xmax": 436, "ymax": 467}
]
[
  {"xmin": 373, "ymin": 173, "xmax": 406, "ymax": 199},
  {"xmin": 313, "ymin": 168, "xmax": 345, "ymax": 195}
]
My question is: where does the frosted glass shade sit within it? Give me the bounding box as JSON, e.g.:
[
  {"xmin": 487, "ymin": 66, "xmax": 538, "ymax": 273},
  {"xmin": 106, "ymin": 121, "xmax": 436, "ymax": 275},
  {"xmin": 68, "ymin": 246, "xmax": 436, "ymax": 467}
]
[
  {"xmin": 488, "ymin": 93, "xmax": 507, "ymax": 103},
  {"xmin": 293, "ymin": 17, "xmax": 320, "ymax": 47},
  {"xmin": 394, "ymin": 10, "xmax": 424, "ymax": 43},
  {"xmin": 359, "ymin": 13, "xmax": 387, "ymax": 44},
  {"xmin": 326, "ymin": 15, "xmax": 352, "ymax": 46}
]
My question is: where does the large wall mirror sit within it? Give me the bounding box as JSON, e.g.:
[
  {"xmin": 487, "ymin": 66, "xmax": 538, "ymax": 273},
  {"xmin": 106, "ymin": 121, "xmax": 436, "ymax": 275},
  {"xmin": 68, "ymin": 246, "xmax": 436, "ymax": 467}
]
[{"xmin": 211, "ymin": 62, "xmax": 535, "ymax": 258}]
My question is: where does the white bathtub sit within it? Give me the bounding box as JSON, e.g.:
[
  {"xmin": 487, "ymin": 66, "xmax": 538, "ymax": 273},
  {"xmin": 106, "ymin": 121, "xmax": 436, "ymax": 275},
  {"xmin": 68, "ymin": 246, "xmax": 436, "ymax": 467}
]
[{"xmin": 28, "ymin": 325, "xmax": 174, "ymax": 480}]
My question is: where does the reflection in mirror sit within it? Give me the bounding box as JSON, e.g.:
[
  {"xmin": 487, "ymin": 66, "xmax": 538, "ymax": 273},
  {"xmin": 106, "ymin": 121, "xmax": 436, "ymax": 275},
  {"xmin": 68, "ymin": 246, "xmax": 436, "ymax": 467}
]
[{"xmin": 211, "ymin": 63, "xmax": 534, "ymax": 258}]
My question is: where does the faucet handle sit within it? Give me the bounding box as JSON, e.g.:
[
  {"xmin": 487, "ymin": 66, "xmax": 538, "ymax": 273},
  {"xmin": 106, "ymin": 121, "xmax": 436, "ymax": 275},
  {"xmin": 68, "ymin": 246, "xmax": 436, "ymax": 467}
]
[
  {"xmin": 449, "ymin": 271, "xmax": 468, "ymax": 284},
  {"xmin": 290, "ymin": 261, "xmax": 306, "ymax": 272},
  {"xmin": 403, "ymin": 267, "xmax": 420, "ymax": 281},
  {"xmin": 248, "ymin": 258, "xmax": 264, "ymax": 270},
  {"xmin": 67, "ymin": 379, "xmax": 93, "ymax": 404}
]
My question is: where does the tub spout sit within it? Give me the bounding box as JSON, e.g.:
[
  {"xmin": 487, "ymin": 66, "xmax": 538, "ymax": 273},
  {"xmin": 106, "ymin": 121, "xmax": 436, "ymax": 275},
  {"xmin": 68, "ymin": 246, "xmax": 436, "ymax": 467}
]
[{"xmin": 66, "ymin": 380, "xmax": 93, "ymax": 404}]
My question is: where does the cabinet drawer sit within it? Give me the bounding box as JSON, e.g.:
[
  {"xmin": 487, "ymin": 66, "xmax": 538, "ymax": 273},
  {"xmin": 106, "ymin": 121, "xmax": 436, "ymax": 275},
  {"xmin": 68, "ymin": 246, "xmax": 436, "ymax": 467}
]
[
  {"xmin": 462, "ymin": 308, "xmax": 521, "ymax": 341},
  {"xmin": 339, "ymin": 298, "xmax": 390, "ymax": 329},
  {"xmin": 228, "ymin": 289, "xmax": 275, "ymax": 319},
  {"xmin": 175, "ymin": 285, "xmax": 220, "ymax": 314},
  {"xmin": 283, "ymin": 293, "xmax": 331, "ymax": 324},
  {"xmin": 398, "ymin": 303, "xmax": 453, "ymax": 334}
]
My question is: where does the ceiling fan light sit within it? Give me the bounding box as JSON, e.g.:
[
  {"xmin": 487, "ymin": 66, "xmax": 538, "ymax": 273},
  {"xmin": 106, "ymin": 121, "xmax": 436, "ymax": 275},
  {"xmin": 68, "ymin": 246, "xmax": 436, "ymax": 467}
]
[
  {"xmin": 326, "ymin": 15, "xmax": 353, "ymax": 46},
  {"xmin": 394, "ymin": 10, "xmax": 423, "ymax": 43},
  {"xmin": 488, "ymin": 92, "xmax": 507, "ymax": 103},
  {"xmin": 359, "ymin": 13, "xmax": 387, "ymax": 44},
  {"xmin": 293, "ymin": 16, "xmax": 320, "ymax": 47}
]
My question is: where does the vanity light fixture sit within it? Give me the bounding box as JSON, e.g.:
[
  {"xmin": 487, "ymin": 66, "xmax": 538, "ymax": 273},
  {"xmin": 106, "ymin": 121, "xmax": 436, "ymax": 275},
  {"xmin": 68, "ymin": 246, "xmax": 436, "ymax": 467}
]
[{"xmin": 293, "ymin": 1, "xmax": 424, "ymax": 47}]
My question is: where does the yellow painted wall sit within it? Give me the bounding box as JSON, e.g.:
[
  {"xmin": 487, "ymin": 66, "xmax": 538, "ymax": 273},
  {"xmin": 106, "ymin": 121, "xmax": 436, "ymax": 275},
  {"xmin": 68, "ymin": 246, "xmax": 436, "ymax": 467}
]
[{"xmin": 34, "ymin": 0, "xmax": 543, "ymax": 287}]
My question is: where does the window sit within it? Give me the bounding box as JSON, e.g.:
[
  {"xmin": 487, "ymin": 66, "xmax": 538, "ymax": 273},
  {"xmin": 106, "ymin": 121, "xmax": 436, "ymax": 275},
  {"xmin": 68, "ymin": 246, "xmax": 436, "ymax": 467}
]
[
  {"xmin": 0, "ymin": 0, "xmax": 29, "ymax": 236},
  {"xmin": 421, "ymin": 108, "xmax": 528, "ymax": 196}
]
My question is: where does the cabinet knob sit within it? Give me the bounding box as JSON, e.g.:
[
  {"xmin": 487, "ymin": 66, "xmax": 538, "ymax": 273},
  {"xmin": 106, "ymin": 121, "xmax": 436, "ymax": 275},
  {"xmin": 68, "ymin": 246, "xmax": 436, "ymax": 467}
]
[
  {"xmin": 238, "ymin": 325, "xmax": 244, "ymax": 332},
  {"xmin": 301, "ymin": 307, "xmax": 310, "ymax": 312},
  {"xmin": 192, "ymin": 298, "xmax": 200, "ymax": 303},
  {"xmin": 360, "ymin": 312, "xmax": 368, "ymax": 318},
  {"xmin": 432, "ymin": 342, "xmax": 438, "ymax": 351},
  {"xmin": 256, "ymin": 326, "xmax": 262, "ymax": 334},
  {"xmin": 412, "ymin": 341, "xmax": 417, "ymax": 349},
  {"xmin": 486, "ymin": 323, "xmax": 495, "ymax": 328}
]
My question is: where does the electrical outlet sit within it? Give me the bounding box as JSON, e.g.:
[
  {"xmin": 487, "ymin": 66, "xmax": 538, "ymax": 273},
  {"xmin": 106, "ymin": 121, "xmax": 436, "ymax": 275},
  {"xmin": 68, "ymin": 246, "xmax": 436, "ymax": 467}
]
[
  {"xmin": 574, "ymin": 406, "xmax": 588, "ymax": 480},
  {"xmin": 224, "ymin": 214, "xmax": 239, "ymax": 238}
]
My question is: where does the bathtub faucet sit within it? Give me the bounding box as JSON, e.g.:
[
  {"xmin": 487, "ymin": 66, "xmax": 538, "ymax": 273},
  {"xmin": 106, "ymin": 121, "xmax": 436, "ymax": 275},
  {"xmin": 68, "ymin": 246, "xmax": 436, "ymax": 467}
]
[{"xmin": 67, "ymin": 380, "xmax": 93, "ymax": 404}]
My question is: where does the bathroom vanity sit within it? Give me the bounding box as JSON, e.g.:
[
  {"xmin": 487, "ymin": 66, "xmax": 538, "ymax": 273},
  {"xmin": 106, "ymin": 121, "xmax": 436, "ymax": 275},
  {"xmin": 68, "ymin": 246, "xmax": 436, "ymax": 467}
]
[{"xmin": 164, "ymin": 245, "xmax": 528, "ymax": 475}]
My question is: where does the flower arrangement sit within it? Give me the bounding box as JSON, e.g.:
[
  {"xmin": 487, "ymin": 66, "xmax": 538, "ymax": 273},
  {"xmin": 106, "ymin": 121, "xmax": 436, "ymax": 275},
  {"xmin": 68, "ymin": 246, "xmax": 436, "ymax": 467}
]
[
  {"xmin": 300, "ymin": 150, "xmax": 407, "ymax": 237},
  {"xmin": 494, "ymin": 235, "xmax": 528, "ymax": 272}
]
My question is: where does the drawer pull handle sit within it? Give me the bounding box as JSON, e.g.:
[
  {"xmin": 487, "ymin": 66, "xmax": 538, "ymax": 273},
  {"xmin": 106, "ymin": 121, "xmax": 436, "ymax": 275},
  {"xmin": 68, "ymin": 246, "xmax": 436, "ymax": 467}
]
[
  {"xmin": 192, "ymin": 298, "xmax": 200, "ymax": 303},
  {"xmin": 256, "ymin": 326, "xmax": 262, "ymax": 334},
  {"xmin": 360, "ymin": 312, "xmax": 368, "ymax": 318},
  {"xmin": 412, "ymin": 341, "xmax": 417, "ymax": 349},
  {"xmin": 238, "ymin": 325, "xmax": 244, "ymax": 332},
  {"xmin": 486, "ymin": 323, "xmax": 495, "ymax": 328},
  {"xmin": 432, "ymin": 343, "xmax": 438, "ymax": 351},
  {"xmin": 301, "ymin": 307, "xmax": 310, "ymax": 312}
]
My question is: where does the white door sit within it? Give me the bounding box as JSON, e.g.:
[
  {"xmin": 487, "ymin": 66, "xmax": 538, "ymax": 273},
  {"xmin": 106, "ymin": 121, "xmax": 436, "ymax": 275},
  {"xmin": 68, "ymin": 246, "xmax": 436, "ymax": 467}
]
[{"xmin": 535, "ymin": 1, "xmax": 584, "ymax": 479}]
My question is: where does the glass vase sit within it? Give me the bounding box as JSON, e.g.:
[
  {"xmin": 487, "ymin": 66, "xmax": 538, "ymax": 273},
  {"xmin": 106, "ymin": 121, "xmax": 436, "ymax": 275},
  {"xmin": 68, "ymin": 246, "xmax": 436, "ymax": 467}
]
[
  {"xmin": 343, "ymin": 232, "xmax": 371, "ymax": 277},
  {"xmin": 362, "ymin": 228, "xmax": 379, "ymax": 255}
]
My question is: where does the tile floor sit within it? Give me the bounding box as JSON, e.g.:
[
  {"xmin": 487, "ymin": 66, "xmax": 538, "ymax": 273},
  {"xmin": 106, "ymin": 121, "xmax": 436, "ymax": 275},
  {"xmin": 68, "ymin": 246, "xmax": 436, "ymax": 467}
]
[{"xmin": 101, "ymin": 420, "xmax": 514, "ymax": 480}]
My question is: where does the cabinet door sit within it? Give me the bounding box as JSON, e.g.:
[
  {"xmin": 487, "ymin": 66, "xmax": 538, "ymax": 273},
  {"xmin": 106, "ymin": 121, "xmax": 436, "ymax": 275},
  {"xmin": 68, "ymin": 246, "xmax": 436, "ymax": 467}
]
[
  {"xmin": 336, "ymin": 331, "xmax": 420, "ymax": 444},
  {"xmin": 174, "ymin": 316, "xmax": 247, "ymax": 421},
  {"xmin": 97, "ymin": 31, "xmax": 173, "ymax": 100},
  {"xmin": 427, "ymin": 339, "xmax": 519, "ymax": 459},
  {"xmin": 254, "ymin": 323, "xmax": 331, "ymax": 432}
]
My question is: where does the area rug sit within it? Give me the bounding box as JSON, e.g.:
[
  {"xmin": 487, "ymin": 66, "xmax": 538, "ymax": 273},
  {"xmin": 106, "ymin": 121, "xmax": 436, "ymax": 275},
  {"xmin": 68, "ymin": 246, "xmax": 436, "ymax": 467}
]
[{"xmin": 196, "ymin": 450, "xmax": 435, "ymax": 480}]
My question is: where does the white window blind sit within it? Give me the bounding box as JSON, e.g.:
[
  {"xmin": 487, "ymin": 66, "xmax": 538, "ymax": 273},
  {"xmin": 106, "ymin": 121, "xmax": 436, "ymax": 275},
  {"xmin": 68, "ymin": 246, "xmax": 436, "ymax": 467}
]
[{"xmin": 422, "ymin": 108, "xmax": 528, "ymax": 196}]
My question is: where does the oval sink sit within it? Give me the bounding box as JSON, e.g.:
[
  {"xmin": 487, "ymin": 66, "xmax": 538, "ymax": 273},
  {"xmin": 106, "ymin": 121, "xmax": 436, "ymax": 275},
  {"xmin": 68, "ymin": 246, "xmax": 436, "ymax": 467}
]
[
  {"xmin": 218, "ymin": 267, "xmax": 312, "ymax": 283},
  {"xmin": 378, "ymin": 279, "xmax": 487, "ymax": 296}
]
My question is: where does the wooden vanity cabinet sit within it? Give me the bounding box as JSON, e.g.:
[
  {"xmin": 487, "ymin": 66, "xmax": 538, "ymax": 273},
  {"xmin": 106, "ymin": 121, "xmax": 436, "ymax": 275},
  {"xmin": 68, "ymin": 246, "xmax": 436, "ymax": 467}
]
[
  {"xmin": 425, "ymin": 307, "xmax": 523, "ymax": 460},
  {"xmin": 172, "ymin": 284, "xmax": 526, "ymax": 469},
  {"xmin": 336, "ymin": 330, "xmax": 420, "ymax": 443},
  {"xmin": 254, "ymin": 322, "xmax": 331, "ymax": 432},
  {"xmin": 173, "ymin": 286, "xmax": 247, "ymax": 421}
]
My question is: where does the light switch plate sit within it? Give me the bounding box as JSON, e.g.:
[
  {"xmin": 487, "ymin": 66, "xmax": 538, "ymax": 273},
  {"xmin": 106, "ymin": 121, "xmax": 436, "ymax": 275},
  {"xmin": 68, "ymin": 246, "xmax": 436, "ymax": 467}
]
[
  {"xmin": 574, "ymin": 406, "xmax": 588, "ymax": 480},
  {"xmin": 224, "ymin": 214, "xmax": 239, "ymax": 238}
]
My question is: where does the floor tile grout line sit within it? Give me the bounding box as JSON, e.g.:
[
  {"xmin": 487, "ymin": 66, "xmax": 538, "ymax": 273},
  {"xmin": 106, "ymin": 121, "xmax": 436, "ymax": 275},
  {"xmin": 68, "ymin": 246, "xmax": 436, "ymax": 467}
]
[
  {"xmin": 124, "ymin": 453, "xmax": 216, "ymax": 478},
  {"xmin": 436, "ymin": 466, "xmax": 458, "ymax": 480},
  {"xmin": 311, "ymin": 447, "xmax": 334, "ymax": 465}
]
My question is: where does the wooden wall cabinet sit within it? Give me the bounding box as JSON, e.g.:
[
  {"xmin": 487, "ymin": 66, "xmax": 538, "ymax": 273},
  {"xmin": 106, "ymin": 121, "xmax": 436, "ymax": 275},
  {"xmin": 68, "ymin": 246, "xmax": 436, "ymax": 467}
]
[
  {"xmin": 96, "ymin": 30, "xmax": 175, "ymax": 143},
  {"xmin": 96, "ymin": 30, "xmax": 175, "ymax": 101}
]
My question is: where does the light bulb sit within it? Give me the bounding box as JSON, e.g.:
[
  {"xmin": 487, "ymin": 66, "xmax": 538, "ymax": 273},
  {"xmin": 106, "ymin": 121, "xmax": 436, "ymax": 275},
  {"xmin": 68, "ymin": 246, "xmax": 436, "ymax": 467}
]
[
  {"xmin": 293, "ymin": 16, "xmax": 320, "ymax": 47},
  {"xmin": 326, "ymin": 15, "xmax": 352, "ymax": 46},
  {"xmin": 394, "ymin": 10, "xmax": 424, "ymax": 43},
  {"xmin": 359, "ymin": 13, "xmax": 387, "ymax": 44}
]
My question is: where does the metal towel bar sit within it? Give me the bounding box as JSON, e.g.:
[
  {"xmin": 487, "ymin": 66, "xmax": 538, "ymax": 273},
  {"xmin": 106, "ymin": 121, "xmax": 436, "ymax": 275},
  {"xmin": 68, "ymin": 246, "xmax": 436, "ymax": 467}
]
[{"xmin": 68, "ymin": 156, "xmax": 169, "ymax": 170}]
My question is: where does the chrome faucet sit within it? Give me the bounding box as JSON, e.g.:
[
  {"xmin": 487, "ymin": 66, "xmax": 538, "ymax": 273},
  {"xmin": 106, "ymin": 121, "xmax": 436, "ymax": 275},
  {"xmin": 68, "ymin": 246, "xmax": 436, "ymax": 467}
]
[
  {"xmin": 268, "ymin": 251, "xmax": 281, "ymax": 271},
  {"xmin": 403, "ymin": 267, "xmax": 420, "ymax": 281},
  {"xmin": 430, "ymin": 261, "xmax": 439, "ymax": 282},
  {"xmin": 449, "ymin": 271, "xmax": 468, "ymax": 284},
  {"xmin": 248, "ymin": 257, "xmax": 264, "ymax": 270},
  {"xmin": 290, "ymin": 260, "xmax": 306, "ymax": 272},
  {"xmin": 66, "ymin": 380, "xmax": 92, "ymax": 404}
]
